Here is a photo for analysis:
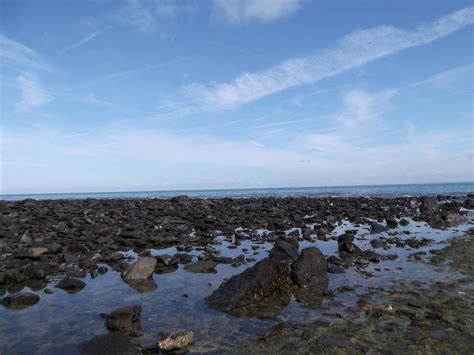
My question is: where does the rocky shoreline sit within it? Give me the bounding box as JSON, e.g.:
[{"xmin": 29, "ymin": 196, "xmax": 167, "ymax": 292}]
[{"xmin": 0, "ymin": 194, "xmax": 473, "ymax": 353}]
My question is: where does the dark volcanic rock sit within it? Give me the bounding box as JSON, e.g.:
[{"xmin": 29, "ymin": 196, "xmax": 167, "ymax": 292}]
[
  {"xmin": 420, "ymin": 196, "xmax": 439, "ymax": 215},
  {"xmin": 78, "ymin": 332, "xmax": 137, "ymax": 355},
  {"xmin": 268, "ymin": 239, "xmax": 299, "ymax": 263},
  {"xmin": 338, "ymin": 233, "xmax": 362, "ymax": 255},
  {"xmin": 1, "ymin": 292, "xmax": 40, "ymax": 309},
  {"xmin": 291, "ymin": 247, "xmax": 328, "ymax": 306},
  {"xmin": 104, "ymin": 305, "xmax": 141, "ymax": 337},
  {"xmin": 56, "ymin": 277, "xmax": 86, "ymax": 294},
  {"xmin": 206, "ymin": 258, "xmax": 292, "ymax": 317}
]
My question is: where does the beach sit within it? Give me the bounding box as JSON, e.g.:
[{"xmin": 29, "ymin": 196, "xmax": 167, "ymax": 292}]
[{"xmin": 0, "ymin": 194, "xmax": 473, "ymax": 353}]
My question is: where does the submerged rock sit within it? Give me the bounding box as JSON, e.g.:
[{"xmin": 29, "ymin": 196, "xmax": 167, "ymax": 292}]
[
  {"xmin": 206, "ymin": 258, "xmax": 292, "ymax": 317},
  {"xmin": 78, "ymin": 332, "xmax": 137, "ymax": 355},
  {"xmin": 122, "ymin": 257, "xmax": 157, "ymax": 281},
  {"xmin": 0, "ymin": 292, "xmax": 40, "ymax": 310},
  {"xmin": 104, "ymin": 305, "xmax": 141, "ymax": 337},
  {"xmin": 184, "ymin": 260, "xmax": 217, "ymax": 273},
  {"xmin": 158, "ymin": 330, "xmax": 194, "ymax": 351},
  {"xmin": 56, "ymin": 277, "xmax": 86, "ymax": 294},
  {"xmin": 123, "ymin": 278, "xmax": 157, "ymax": 293}
]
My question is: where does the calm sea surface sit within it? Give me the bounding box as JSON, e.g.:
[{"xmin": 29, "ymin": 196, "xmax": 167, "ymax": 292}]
[{"xmin": 1, "ymin": 182, "xmax": 473, "ymax": 201}]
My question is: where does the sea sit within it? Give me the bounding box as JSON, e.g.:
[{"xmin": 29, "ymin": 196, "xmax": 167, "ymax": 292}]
[{"xmin": 0, "ymin": 182, "xmax": 473, "ymax": 201}]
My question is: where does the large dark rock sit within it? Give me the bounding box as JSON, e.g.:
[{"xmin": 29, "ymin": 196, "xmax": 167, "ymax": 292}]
[
  {"xmin": 291, "ymin": 247, "xmax": 328, "ymax": 306},
  {"xmin": 1, "ymin": 292, "xmax": 40, "ymax": 310},
  {"xmin": 268, "ymin": 239, "xmax": 299, "ymax": 263},
  {"xmin": 56, "ymin": 277, "xmax": 86, "ymax": 294},
  {"xmin": 420, "ymin": 196, "xmax": 439, "ymax": 215},
  {"xmin": 338, "ymin": 233, "xmax": 362, "ymax": 255},
  {"xmin": 104, "ymin": 305, "xmax": 141, "ymax": 337},
  {"xmin": 206, "ymin": 258, "xmax": 292, "ymax": 317},
  {"xmin": 78, "ymin": 332, "xmax": 137, "ymax": 355},
  {"xmin": 369, "ymin": 221, "xmax": 387, "ymax": 234}
]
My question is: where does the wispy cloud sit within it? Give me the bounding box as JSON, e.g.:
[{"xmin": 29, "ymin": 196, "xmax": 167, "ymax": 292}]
[
  {"xmin": 59, "ymin": 30, "xmax": 103, "ymax": 55},
  {"xmin": 213, "ymin": 0, "xmax": 301, "ymax": 24},
  {"xmin": 0, "ymin": 33, "xmax": 55, "ymax": 72},
  {"xmin": 184, "ymin": 6, "xmax": 474, "ymax": 111},
  {"xmin": 411, "ymin": 63, "xmax": 473, "ymax": 88},
  {"xmin": 15, "ymin": 73, "xmax": 53, "ymax": 114}
]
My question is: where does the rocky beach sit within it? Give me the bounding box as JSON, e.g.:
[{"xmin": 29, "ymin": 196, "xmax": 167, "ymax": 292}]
[{"xmin": 1, "ymin": 194, "xmax": 473, "ymax": 354}]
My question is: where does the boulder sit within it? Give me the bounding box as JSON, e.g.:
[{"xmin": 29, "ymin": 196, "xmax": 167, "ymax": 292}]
[
  {"xmin": 268, "ymin": 239, "xmax": 299, "ymax": 263},
  {"xmin": 78, "ymin": 332, "xmax": 137, "ymax": 355},
  {"xmin": 338, "ymin": 233, "xmax": 362, "ymax": 255},
  {"xmin": 104, "ymin": 305, "xmax": 141, "ymax": 337},
  {"xmin": 420, "ymin": 196, "xmax": 439, "ymax": 215},
  {"xmin": 206, "ymin": 258, "xmax": 292, "ymax": 317},
  {"xmin": 122, "ymin": 257, "xmax": 157, "ymax": 281},
  {"xmin": 291, "ymin": 247, "xmax": 328, "ymax": 306},
  {"xmin": 159, "ymin": 331, "xmax": 194, "ymax": 351},
  {"xmin": 0, "ymin": 292, "xmax": 40, "ymax": 310},
  {"xmin": 369, "ymin": 221, "xmax": 387, "ymax": 234}
]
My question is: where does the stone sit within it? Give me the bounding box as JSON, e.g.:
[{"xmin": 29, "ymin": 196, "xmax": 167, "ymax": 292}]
[
  {"xmin": 420, "ymin": 196, "xmax": 439, "ymax": 215},
  {"xmin": 1, "ymin": 292, "xmax": 40, "ymax": 309},
  {"xmin": 369, "ymin": 221, "xmax": 387, "ymax": 234},
  {"xmin": 122, "ymin": 257, "xmax": 157, "ymax": 281},
  {"xmin": 56, "ymin": 277, "xmax": 86, "ymax": 294},
  {"xmin": 268, "ymin": 239, "xmax": 299, "ymax": 263},
  {"xmin": 104, "ymin": 305, "xmax": 141, "ymax": 337},
  {"xmin": 78, "ymin": 332, "xmax": 137, "ymax": 355},
  {"xmin": 206, "ymin": 258, "xmax": 292, "ymax": 317},
  {"xmin": 338, "ymin": 233, "xmax": 362, "ymax": 255},
  {"xmin": 29, "ymin": 247, "xmax": 48, "ymax": 257},
  {"xmin": 291, "ymin": 247, "xmax": 328, "ymax": 306},
  {"xmin": 158, "ymin": 330, "xmax": 194, "ymax": 351},
  {"xmin": 184, "ymin": 260, "xmax": 217, "ymax": 273}
]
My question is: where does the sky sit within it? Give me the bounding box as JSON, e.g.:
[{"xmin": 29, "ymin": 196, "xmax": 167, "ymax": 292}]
[{"xmin": 0, "ymin": 0, "xmax": 473, "ymax": 194}]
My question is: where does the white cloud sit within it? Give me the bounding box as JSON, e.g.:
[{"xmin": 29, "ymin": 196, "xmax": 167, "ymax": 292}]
[
  {"xmin": 0, "ymin": 33, "xmax": 54, "ymax": 72},
  {"xmin": 183, "ymin": 6, "xmax": 474, "ymax": 111},
  {"xmin": 411, "ymin": 63, "xmax": 473, "ymax": 88},
  {"xmin": 15, "ymin": 73, "xmax": 53, "ymax": 114},
  {"xmin": 336, "ymin": 89, "xmax": 395, "ymax": 128},
  {"xmin": 213, "ymin": 0, "xmax": 301, "ymax": 24},
  {"xmin": 59, "ymin": 30, "xmax": 103, "ymax": 55}
]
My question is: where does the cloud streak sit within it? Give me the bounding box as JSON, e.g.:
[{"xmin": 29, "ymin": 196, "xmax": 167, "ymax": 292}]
[
  {"xmin": 184, "ymin": 6, "xmax": 474, "ymax": 110},
  {"xmin": 59, "ymin": 30, "xmax": 103, "ymax": 55},
  {"xmin": 15, "ymin": 73, "xmax": 54, "ymax": 114}
]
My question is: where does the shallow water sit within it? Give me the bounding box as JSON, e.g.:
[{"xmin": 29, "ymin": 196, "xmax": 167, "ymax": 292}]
[{"xmin": 0, "ymin": 217, "xmax": 472, "ymax": 354}]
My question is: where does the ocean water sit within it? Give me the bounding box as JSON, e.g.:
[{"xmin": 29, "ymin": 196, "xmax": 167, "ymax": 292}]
[{"xmin": 0, "ymin": 182, "xmax": 473, "ymax": 201}]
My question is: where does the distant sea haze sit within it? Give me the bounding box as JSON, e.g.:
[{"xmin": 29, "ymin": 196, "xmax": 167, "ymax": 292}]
[{"xmin": 1, "ymin": 182, "xmax": 473, "ymax": 201}]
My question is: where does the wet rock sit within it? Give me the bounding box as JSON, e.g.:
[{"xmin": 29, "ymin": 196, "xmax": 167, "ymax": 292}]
[
  {"xmin": 29, "ymin": 247, "xmax": 48, "ymax": 257},
  {"xmin": 420, "ymin": 196, "xmax": 439, "ymax": 215},
  {"xmin": 444, "ymin": 213, "xmax": 466, "ymax": 227},
  {"xmin": 268, "ymin": 239, "xmax": 299, "ymax": 263},
  {"xmin": 104, "ymin": 305, "xmax": 141, "ymax": 337},
  {"xmin": 206, "ymin": 258, "xmax": 292, "ymax": 317},
  {"xmin": 184, "ymin": 260, "xmax": 217, "ymax": 273},
  {"xmin": 97, "ymin": 266, "xmax": 108, "ymax": 274},
  {"xmin": 24, "ymin": 261, "xmax": 50, "ymax": 279},
  {"xmin": 327, "ymin": 264, "xmax": 345, "ymax": 274},
  {"xmin": 158, "ymin": 330, "xmax": 193, "ymax": 351},
  {"xmin": 399, "ymin": 218, "xmax": 410, "ymax": 226},
  {"xmin": 154, "ymin": 254, "xmax": 179, "ymax": 274},
  {"xmin": 369, "ymin": 221, "xmax": 387, "ymax": 234},
  {"xmin": 291, "ymin": 247, "xmax": 328, "ymax": 306},
  {"xmin": 338, "ymin": 233, "xmax": 362, "ymax": 255},
  {"xmin": 0, "ymin": 292, "xmax": 40, "ymax": 309},
  {"xmin": 123, "ymin": 278, "xmax": 157, "ymax": 293},
  {"xmin": 122, "ymin": 257, "xmax": 157, "ymax": 281},
  {"xmin": 78, "ymin": 332, "xmax": 137, "ymax": 355},
  {"xmin": 210, "ymin": 254, "xmax": 233, "ymax": 264},
  {"xmin": 56, "ymin": 277, "xmax": 86, "ymax": 294}
]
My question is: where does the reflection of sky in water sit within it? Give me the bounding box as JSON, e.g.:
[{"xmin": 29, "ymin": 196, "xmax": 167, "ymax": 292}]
[{"xmin": 0, "ymin": 217, "xmax": 472, "ymax": 354}]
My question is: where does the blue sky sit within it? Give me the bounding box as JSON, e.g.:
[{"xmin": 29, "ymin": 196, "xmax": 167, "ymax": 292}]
[{"xmin": 0, "ymin": 0, "xmax": 473, "ymax": 193}]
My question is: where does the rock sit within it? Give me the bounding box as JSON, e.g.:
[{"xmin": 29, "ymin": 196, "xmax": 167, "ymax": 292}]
[
  {"xmin": 444, "ymin": 213, "xmax": 466, "ymax": 227},
  {"xmin": 104, "ymin": 305, "xmax": 141, "ymax": 337},
  {"xmin": 291, "ymin": 247, "xmax": 328, "ymax": 305},
  {"xmin": 25, "ymin": 262, "xmax": 50, "ymax": 279},
  {"xmin": 327, "ymin": 264, "xmax": 345, "ymax": 274},
  {"xmin": 420, "ymin": 196, "xmax": 439, "ymax": 215},
  {"xmin": 428, "ymin": 214, "xmax": 445, "ymax": 229},
  {"xmin": 122, "ymin": 257, "xmax": 157, "ymax": 281},
  {"xmin": 206, "ymin": 258, "xmax": 292, "ymax": 317},
  {"xmin": 399, "ymin": 218, "xmax": 410, "ymax": 226},
  {"xmin": 29, "ymin": 247, "xmax": 48, "ymax": 257},
  {"xmin": 158, "ymin": 330, "xmax": 194, "ymax": 351},
  {"xmin": 56, "ymin": 277, "xmax": 86, "ymax": 294},
  {"xmin": 97, "ymin": 266, "xmax": 108, "ymax": 274},
  {"xmin": 210, "ymin": 254, "xmax": 233, "ymax": 264},
  {"xmin": 78, "ymin": 332, "xmax": 137, "ymax": 355},
  {"xmin": 369, "ymin": 221, "xmax": 387, "ymax": 234},
  {"xmin": 338, "ymin": 233, "xmax": 362, "ymax": 255},
  {"xmin": 1, "ymin": 292, "xmax": 40, "ymax": 309},
  {"xmin": 123, "ymin": 278, "xmax": 157, "ymax": 293},
  {"xmin": 20, "ymin": 234, "xmax": 32, "ymax": 245},
  {"xmin": 268, "ymin": 239, "xmax": 299, "ymax": 263},
  {"xmin": 184, "ymin": 260, "xmax": 217, "ymax": 273}
]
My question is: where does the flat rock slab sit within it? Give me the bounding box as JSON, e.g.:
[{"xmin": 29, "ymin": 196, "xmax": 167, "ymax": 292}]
[
  {"xmin": 104, "ymin": 305, "xmax": 141, "ymax": 337},
  {"xmin": 184, "ymin": 260, "xmax": 218, "ymax": 273}
]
